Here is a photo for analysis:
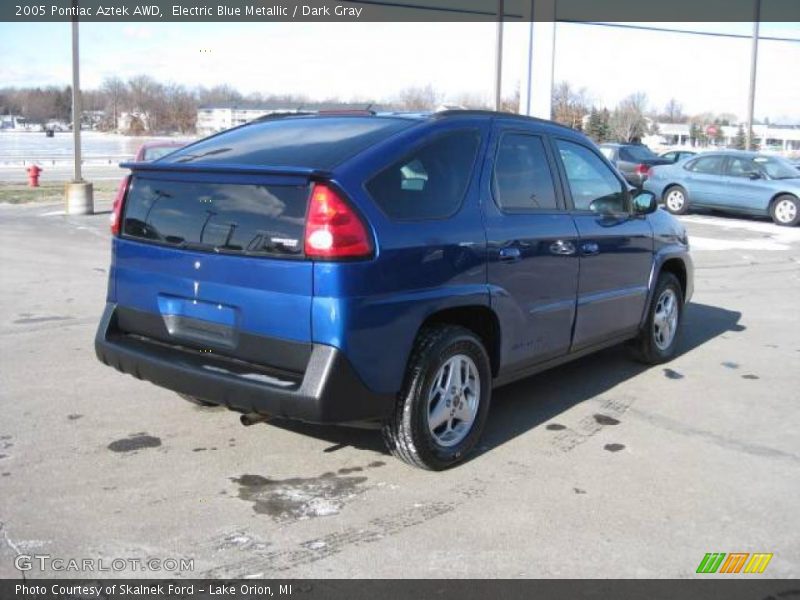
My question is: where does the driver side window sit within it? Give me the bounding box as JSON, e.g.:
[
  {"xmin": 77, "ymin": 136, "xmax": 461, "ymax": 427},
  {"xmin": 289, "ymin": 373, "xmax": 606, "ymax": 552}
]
[{"xmin": 556, "ymin": 140, "xmax": 627, "ymax": 213}]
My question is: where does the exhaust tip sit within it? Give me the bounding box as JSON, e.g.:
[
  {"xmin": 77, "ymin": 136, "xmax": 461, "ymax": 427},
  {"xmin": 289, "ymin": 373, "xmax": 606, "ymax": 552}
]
[{"xmin": 240, "ymin": 413, "xmax": 270, "ymax": 427}]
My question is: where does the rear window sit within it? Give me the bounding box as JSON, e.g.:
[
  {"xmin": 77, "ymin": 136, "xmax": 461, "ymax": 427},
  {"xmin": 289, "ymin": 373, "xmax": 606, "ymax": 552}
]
[
  {"xmin": 160, "ymin": 117, "xmax": 415, "ymax": 170},
  {"xmin": 143, "ymin": 146, "xmax": 180, "ymax": 161},
  {"xmin": 365, "ymin": 130, "xmax": 481, "ymax": 220},
  {"xmin": 121, "ymin": 177, "xmax": 309, "ymax": 257},
  {"xmin": 620, "ymin": 145, "xmax": 657, "ymax": 162}
]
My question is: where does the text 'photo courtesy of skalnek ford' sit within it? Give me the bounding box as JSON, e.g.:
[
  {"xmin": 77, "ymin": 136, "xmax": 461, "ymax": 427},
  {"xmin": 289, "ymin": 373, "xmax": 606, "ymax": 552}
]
[{"xmin": 0, "ymin": 1, "xmax": 799, "ymax": 597}]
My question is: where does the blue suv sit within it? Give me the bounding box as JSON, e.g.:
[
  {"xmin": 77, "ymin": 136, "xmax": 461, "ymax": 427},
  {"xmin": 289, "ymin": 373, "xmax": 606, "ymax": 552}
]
[{"xmin": 96, "ymin": 111, "xmax": 693, "ymax": 469}]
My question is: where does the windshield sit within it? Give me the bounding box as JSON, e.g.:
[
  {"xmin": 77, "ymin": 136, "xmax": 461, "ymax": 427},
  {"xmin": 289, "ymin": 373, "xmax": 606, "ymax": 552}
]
[
  {"xmin": 620, "ymin": 145, "xmax": 657, "ymax": 162},
  {"xmin": 753, "ymin": 156, "xmax": 799, "ymax": 179}
]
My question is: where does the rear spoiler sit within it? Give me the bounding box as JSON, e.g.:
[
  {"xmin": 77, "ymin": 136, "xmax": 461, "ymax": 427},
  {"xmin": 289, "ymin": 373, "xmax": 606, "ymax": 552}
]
[{"xmin": 119, "ymin": 161, "xmax": 333, "ymax": 180}]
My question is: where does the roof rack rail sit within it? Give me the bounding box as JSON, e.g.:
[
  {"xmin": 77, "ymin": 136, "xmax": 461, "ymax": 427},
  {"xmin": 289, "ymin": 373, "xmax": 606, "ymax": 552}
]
[
  {"xmin": 250, "ymin": 111, "xmax": 315, "ymax": 123},
  {"xmin": 432, "ymin": 109, "xmax": 574, "ymax": 131}
]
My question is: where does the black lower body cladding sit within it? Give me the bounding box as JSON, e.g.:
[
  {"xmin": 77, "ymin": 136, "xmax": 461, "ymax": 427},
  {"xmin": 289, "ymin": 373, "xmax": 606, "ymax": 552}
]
[{"xmin": 94, "ymin": 303, "xmax": 394, "ymax": 424}]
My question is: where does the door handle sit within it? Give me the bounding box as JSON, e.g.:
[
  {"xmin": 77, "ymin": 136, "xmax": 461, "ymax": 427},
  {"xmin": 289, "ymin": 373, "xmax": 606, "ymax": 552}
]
[
  {"xmin": 498, "ymin": 247, "xmax": 521, "ymax": 262},
  {"xmin": 549, "ymin": 240, "xmax": 576, "ymax": 256},
  {"xmin": 580, "ymin": 242, "xmax": 600, "ymax": 256}
]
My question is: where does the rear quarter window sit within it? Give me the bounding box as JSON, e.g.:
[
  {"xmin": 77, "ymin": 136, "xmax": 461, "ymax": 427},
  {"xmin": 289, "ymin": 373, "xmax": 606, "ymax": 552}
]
[{"xmin": 365, "ymin": 130, "xmax": 481, "ymax": 220}]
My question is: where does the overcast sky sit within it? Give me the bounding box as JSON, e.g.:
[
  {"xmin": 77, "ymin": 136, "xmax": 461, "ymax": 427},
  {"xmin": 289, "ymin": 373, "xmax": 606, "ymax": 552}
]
[{"xmin": 1, "ymin": 21, "xmax": 799, "ymax": 122}]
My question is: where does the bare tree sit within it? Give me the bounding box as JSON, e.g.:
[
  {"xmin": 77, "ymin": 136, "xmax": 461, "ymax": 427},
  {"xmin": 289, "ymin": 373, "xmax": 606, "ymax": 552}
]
[
  {"xmin": 551, "ymin": 81, "xmax": 590, "ymax": 130},
  {"xmin": 396, "ymin": 85, "xmax": 442, "ymax": 111},
  {"xmin": 101, "ymin": 77, "xmax": 126, "ymax": 130},
  {"xmin": 610, "ymin": 92, "xmax": 649, "ymax": 142},
  {"xmin": 662, "ymin": 98, "xmax": 684, "ymax": 123}
]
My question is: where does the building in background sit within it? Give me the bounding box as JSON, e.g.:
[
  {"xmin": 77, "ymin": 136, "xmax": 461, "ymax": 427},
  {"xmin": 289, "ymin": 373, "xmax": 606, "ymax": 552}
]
[{"xmin": 196, "ymin": 102, "xmax": 390, "ymax": 136}]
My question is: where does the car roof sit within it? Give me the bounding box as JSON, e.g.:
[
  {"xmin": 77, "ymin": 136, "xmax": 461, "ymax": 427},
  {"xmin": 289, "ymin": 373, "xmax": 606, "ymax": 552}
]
[{"xmin": 249, "ymin": 109, "xmax": 580, "ymax": 133}]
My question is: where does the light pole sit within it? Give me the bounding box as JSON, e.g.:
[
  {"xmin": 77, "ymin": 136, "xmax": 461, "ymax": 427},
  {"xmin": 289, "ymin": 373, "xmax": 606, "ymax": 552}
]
[
  {"xmin": 494, "ymin": 0, "xmax": 504, "ymax": 111},
  {"xmin": 65, "ymin": 0, "xmax": 93, "ymax": 215},
  {"xmin": 745, "ymin": 0, "xmax": 761, "ymax": 151}
]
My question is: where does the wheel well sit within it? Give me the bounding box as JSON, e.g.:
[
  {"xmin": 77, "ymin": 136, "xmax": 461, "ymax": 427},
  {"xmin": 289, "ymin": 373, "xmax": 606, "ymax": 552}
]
[
  {"xmin": 769, "ymin": 192, "xmax": 797, "ymax": 210},
  {"xmin": 421, "ymin": 306, "xmax": 501, "ymax": 376},
  {"xmin": 662, "ymin": 184, "xmax": 684, "ymax": 200},
  {"xmin": 660, "ymin": 259, "xmax": 687, "ymax": 300}
]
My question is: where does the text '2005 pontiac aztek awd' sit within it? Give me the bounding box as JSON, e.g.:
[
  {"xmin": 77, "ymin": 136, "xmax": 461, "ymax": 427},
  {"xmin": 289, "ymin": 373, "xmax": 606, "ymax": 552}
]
[{"xmin": 95, "ymin": 110, "xmax": 693, "ymax": 469}]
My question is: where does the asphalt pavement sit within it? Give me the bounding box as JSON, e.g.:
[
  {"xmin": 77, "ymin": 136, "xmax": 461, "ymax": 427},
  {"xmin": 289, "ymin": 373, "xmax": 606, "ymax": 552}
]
[{"xmin": 0, "ymin": 201, "xmax": 798, "ymax": 578}]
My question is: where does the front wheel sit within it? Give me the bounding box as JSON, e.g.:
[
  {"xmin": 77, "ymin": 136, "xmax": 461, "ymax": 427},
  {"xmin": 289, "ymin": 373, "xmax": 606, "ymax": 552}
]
[
  {"xmin": 663, "ymin": 186, "xmax": 689, "ymax": 215},
  {"xmin": 633, "ymin": 272, "xmax": 684, "ymax": 365},
  {"xmin": 770, "ymin": 195, "xmax": 799, "ymax": 227},
  {"xmin": 382, "ymin": 325, "xmax": 491, "ymax": 470}
]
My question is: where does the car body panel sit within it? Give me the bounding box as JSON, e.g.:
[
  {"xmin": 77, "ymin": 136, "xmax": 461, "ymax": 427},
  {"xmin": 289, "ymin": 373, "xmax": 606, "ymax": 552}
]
[
  {"xmin": 646, "ymin": 150, "xmax": 800, "ymax": 216},
  {"xmin": 98, "ymin": 112, "xmax": 693, "ymax": 424}
]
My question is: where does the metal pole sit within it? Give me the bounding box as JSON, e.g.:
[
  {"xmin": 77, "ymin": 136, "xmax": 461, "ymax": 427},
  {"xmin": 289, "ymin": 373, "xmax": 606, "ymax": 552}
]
[
  {"xmin": 494, "ymin": 0, "xmax": 504, "ymax": 111},
  {"xmin": 745, "ymin": 0, "xmax": 760, "ymax": 151},
  {"xmin": 71, "ymin": 10, "xmax": 82, "ymax": 181}
]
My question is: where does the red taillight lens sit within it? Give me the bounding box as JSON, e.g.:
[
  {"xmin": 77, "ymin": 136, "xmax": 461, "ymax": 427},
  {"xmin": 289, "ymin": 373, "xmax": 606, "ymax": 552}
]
[
  {"xmin": 110, "ymin": 175, "xmax": 130, "ymax": 235},
  {"xmin": 635, "ymin": 163, "xmax": 651, "ymax": 176},
  {"xmin": 304, "ymin": 183, "xmax": 372, "ymax": 259}
]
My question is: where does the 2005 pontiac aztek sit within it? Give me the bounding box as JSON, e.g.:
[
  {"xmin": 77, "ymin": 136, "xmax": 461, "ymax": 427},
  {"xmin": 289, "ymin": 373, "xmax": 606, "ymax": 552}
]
[{"xmin": 96, "ymin": 110, "xmax": 693, "ymax": 469}]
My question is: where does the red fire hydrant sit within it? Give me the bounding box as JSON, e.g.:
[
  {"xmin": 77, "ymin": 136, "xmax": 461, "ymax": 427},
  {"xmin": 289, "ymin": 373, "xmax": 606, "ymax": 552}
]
[{"xmin": 27, "ymin": 164, "xmax": 43, "ymax": 188}]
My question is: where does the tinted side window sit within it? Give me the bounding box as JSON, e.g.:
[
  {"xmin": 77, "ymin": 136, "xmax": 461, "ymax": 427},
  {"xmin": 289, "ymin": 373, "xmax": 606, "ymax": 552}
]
[
  {"xmin": 687, "ymin": 156, "xmax": 725, "ymax": 174},
  {"xmin": 620, "ymin": 145, "xmax": 657, "ymax": 162},
  {"xmin": 599, "ymin": 147, "xmax": 615, "ymax": 160},
  {"xmin": 366, "ymin": 130, "xmax": 481, "ymax": 220},
  {"xmin": 728, "ymin": 157, "xmax": 760, "ymax": 177},
  {"xmin": 555, "ymin": 140, "xmax": 626, "ymax": 213},
  {"xmin": 493, "ymin": 134, "xmax": 558, "ymax": 211}
]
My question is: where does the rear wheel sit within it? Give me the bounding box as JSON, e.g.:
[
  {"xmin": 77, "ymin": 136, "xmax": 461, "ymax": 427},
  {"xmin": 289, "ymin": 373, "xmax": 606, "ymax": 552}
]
[
  {"xmin": 663, "ymin": 185, "xmax": 689, "ymax": 215},
  {"xmin": 633, "ymin": 272, "xmax": 683, "ymax": 365},
  {"xmin": 770, "ymin": 194, "xmax": 799, "ymax": 227},
  {"xmin": 382, "ymin": 325, "xmax": 491, "ymax": 470}
]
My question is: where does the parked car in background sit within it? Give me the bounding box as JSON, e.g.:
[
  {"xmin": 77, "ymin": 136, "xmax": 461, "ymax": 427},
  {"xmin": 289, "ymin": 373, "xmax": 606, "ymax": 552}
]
[
  {"xmin": 660, "ymin": 150, "xmax": 697, "ymax": 164},
  {"xmin": 645, "ymin": 150, "xmax": 800, "ymax": 226},
  {"xmin": 134, "ymin": 141, "xmax": 185, "ymax": 162},
  {"xmin": 97, "ymin": 111, "xmax": 693, "ymax": 469},
  {"xmin": 599, "ymin": 143, "xmax": 672, "ymax": 187}
]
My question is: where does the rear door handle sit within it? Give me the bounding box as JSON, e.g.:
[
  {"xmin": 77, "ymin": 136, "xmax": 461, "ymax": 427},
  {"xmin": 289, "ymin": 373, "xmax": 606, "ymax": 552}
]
[
  {"xmin": 498, "ymin": 247, "xmax": 521, "ymax": 262},
  {"xmin": 580, "ymin": 242, "xmax": 600, "ymax": 256},
  {"xmin": 549, "ymin": 240, "xmax": 576, "ymax": 256}
]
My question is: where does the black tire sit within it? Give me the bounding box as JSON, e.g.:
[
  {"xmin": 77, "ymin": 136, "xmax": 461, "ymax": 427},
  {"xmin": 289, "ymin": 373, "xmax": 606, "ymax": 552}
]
[
  {"xmin": 178, "ymin": 393, "xmax": 217, "ymax": 407},
  {"xmin": 633, "ymin": 272, "xmax": 684, "ymax": 365},
  {"xmin": 662, "ymin": 185, "xmax": 689, "ymax": 215},
  {"xmin": 769, "ymin": 194, "xmax": 800, "ymax": 227},
  {"xmin": 382, "ymin": 325, "xmax": 492, "ymax": 470}
]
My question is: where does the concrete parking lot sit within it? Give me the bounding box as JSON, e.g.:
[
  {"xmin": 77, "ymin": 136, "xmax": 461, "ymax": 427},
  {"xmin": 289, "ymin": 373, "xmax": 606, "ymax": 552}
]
[{"xmin": 0, "ymin": 199, "xmax": 798, "ymax": 578}]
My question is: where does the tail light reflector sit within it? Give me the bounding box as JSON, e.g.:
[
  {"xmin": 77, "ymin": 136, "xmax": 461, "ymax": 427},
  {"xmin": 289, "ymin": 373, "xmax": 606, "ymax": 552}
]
[
  {"xmin": 304, "ymin": 183, "xmax": 372, "ymax": 259},
  {"xmin": 110, "ymin": 175, "xmax": 130, "ymax": 235}
]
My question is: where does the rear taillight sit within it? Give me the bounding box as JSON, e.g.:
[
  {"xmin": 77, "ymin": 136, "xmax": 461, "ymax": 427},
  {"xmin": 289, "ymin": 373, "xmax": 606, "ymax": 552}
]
[
  {"xmin": 635, "ymin": 163, "xmax": 651, "ymax": 176},
  {"xmin": 110, "ymin": 175, "xmax": 130, "ymax": 235},
  {"xmin": 304, "ymin": 183, "xmax": 372, "ymax": 259}
]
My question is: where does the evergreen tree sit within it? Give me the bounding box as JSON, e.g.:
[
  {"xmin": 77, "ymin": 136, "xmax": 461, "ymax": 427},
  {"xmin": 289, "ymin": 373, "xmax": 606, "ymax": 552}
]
[
  {"xmin": 733, "ymin": 125, "xmax": 746, "ymax": 150},
  {"xmin": 586, "ymin": 108, "xmax": 602, "ymax": 142}
]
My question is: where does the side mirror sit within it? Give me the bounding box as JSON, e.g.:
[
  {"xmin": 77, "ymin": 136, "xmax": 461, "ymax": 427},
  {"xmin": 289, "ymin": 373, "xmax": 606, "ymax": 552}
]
[{"xmin": 633, "ymin": 190, "xmax": 658, "ymax": 215}]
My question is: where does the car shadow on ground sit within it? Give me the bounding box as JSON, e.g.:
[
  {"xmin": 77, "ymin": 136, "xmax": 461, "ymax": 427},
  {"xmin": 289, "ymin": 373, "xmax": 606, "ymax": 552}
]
[{"xmin": 264, "ymin": 302, "xmax": 744, "ymax": 462}]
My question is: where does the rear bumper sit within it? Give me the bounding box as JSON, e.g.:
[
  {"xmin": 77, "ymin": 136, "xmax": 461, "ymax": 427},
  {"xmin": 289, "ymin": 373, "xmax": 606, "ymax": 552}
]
[{"xmin": 94, "ymin": 303, "xmax": 394, "ymax": 424}]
